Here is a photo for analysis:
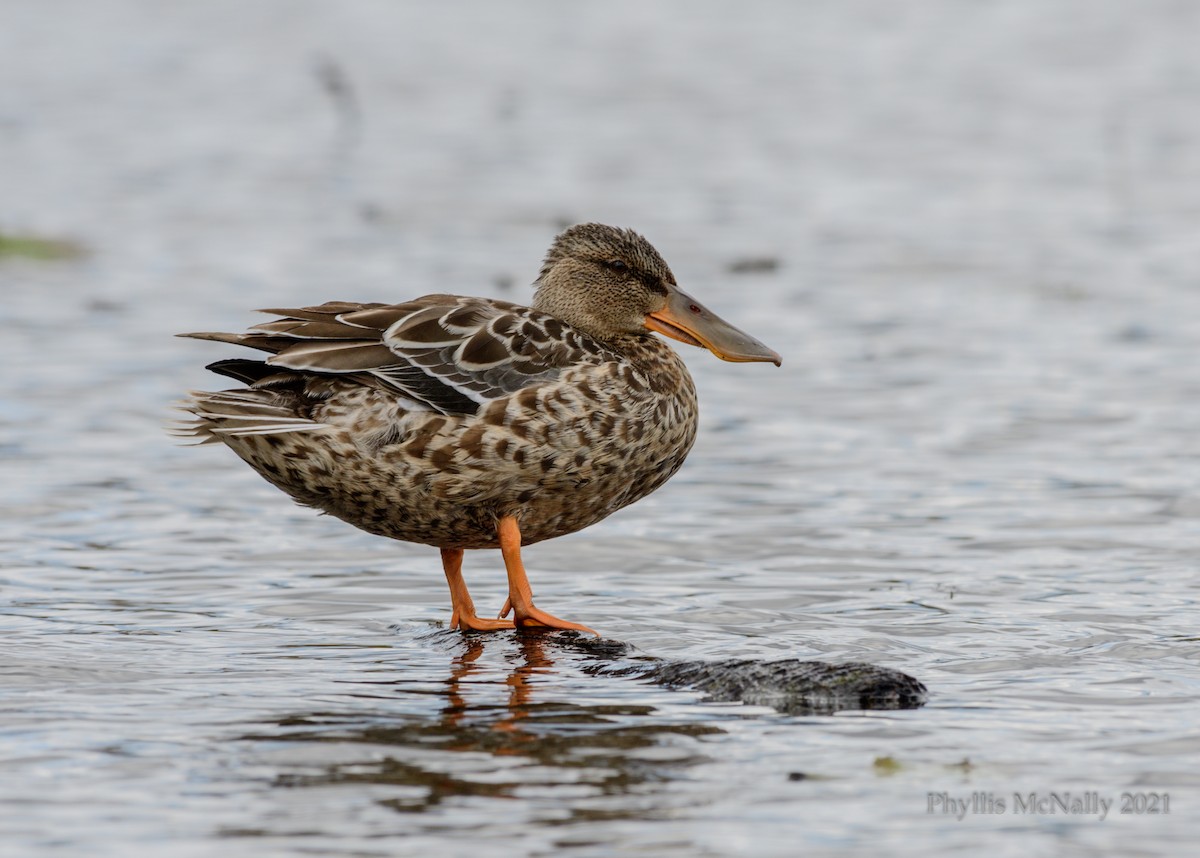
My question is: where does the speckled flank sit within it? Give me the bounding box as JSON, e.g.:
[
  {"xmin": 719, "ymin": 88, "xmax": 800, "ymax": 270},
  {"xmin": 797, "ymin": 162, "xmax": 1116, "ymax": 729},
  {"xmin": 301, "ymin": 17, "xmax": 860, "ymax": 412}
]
[{"xmin": 207, "ymin": 334, "xmax": 697, "ymax": 549}]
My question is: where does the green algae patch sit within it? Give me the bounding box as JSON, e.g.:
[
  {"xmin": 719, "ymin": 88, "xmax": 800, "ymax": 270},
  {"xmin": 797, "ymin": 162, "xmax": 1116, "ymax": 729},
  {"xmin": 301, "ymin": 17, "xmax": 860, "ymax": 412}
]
[
  {"xmin": 873, "ymin": 756, "xmax": 904, "ymax": 776},
  {"xmin": 0, "ymin": 231, "xmax": 87, "ymax": 261}
]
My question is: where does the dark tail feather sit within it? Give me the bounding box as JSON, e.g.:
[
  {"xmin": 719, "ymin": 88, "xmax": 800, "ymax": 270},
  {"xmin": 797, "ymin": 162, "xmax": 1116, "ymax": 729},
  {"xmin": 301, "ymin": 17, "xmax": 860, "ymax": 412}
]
[{"xmin": 205, "ymin": 358, "xmax": 296, "ymax": 388}]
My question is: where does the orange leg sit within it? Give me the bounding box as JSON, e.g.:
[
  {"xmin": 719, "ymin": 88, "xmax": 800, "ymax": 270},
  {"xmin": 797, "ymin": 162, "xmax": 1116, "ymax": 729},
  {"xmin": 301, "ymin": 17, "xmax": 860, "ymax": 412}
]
[
  {"xmin": 440, "ymin": 547, "xmax": 514, "ymax": 632},
  {"xmin": 495, "ymin": 516, "xmax": 598, "ymax": 635}
]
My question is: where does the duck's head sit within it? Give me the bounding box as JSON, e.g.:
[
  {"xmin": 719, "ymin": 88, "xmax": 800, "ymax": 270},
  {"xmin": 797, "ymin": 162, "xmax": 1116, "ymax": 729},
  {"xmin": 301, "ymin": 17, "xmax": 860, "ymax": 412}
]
[{"xmin": 532, "ymin": 223, "xmax": 781, "ymax": 366}]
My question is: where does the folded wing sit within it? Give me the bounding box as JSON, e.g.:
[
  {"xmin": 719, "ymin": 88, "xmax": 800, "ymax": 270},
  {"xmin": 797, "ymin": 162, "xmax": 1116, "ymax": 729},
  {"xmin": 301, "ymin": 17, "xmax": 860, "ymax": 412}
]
[{"xmin": 180, "ymin": 296, "xmax": 607, "ymax": 416}]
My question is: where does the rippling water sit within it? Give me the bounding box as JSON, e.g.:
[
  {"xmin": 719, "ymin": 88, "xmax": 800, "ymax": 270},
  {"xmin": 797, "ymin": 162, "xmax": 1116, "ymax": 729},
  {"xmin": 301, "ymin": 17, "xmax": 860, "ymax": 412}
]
[{"xmin": 3, "ymin": 1, "xmax": 1199, "ymax": 855}]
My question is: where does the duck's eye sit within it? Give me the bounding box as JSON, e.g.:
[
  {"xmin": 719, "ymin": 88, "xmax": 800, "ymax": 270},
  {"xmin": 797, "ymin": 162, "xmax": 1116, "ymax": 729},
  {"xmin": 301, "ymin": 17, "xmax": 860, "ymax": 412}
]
[{"xmin": 605, "ymin": 259, "xmax": 629, "ymax": 273}]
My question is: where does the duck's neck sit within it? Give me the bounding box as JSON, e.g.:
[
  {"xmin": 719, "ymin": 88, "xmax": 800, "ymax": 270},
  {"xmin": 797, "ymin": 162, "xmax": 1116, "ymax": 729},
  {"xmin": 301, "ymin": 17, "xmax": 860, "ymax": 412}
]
[
  {"xmin": 606, "ymin": 333, "xmax": 696, "ymax": 396},
  {"xmin": 532, "ymin": 278, "xmax": 637, "ymax": 344}
]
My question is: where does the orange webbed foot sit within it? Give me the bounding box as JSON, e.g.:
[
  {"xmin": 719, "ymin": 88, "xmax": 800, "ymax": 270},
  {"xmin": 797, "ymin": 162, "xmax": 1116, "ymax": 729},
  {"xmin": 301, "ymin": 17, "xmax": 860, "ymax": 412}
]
[
  {"xmin": 494, "ymin": 563, "xmax": 599, "ymax": 636},
  {"xmin": 442, "ymin": 547, "xmax": 514, "ymax": 633},
  {"xmin": 450, "ymin": 609, "xmax": 516, "ymax": 632},
  {"xmin": 508, "ymin": 603, "xmax": 598, "ymax": 636}
]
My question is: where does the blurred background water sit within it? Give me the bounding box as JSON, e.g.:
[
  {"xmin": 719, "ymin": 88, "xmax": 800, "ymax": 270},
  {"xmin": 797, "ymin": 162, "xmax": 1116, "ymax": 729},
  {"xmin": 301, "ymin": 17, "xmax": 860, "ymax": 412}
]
[{"xmin": 2, "ymin": 1, "xmax": 1199, "ymax": 855}]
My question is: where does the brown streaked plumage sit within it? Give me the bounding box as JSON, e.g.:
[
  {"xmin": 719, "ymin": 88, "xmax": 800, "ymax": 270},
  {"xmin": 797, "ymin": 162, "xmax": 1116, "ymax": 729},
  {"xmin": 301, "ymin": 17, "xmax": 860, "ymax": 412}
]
[{"xmin": 176, "ymin": 223, "xmax": 780, "ymax": 634}]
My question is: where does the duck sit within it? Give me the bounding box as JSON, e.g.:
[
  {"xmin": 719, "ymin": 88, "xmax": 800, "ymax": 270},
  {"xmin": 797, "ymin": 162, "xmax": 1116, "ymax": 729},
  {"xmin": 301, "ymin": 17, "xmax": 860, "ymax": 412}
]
[{"xmin": 177, "ymin": 223, "xmax": 780, "ymax": 635}]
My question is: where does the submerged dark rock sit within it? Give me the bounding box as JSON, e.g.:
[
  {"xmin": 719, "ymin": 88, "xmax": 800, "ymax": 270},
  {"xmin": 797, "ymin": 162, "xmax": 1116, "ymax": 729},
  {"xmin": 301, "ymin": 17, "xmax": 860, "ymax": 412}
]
[
  {"xmin": 642, "ymin": 659, "xmax": 926, "ymax": 715},
  {"xmin": 550, "ymin": 633, "xmax": 927, "ymax": 715}
]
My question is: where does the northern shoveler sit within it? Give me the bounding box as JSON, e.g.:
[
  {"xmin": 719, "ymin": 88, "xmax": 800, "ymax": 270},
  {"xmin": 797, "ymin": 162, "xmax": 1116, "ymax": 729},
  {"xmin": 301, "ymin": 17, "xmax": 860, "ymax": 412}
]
[{"xmin": 177, "ymin": 224, "xmax": 780, "ymax": 634}]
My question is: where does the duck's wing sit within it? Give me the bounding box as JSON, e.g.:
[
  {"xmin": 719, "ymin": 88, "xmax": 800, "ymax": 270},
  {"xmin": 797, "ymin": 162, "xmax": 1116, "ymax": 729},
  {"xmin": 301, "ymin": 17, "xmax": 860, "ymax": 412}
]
[{"xmin": 180, "ymin": 296, "xmax": 607, "ymax": 416}]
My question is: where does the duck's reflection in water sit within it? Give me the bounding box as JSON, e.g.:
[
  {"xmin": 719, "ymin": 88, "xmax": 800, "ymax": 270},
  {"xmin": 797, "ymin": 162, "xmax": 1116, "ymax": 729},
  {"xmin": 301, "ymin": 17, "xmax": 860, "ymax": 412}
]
[{"xmin": 262, "ymin": 631, "xmax": 722, "ymax": 818}]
